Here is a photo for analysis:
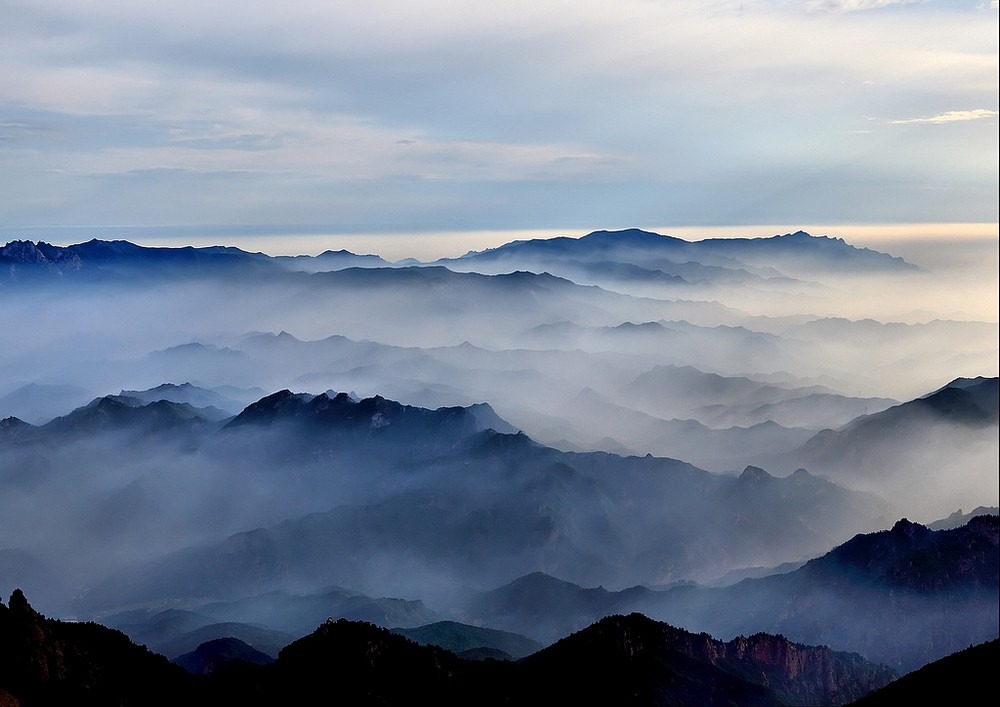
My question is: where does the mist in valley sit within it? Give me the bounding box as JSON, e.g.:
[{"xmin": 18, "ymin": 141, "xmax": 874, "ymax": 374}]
[{"xmin": 0, "ymin": 229, "xmax": 996, "ymax": 676}]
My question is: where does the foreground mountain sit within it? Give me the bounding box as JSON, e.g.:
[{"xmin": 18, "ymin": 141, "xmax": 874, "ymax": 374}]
[
  {"xmin": 0, "ymin": 590, "xmax": 193, "ymax": 706},
  {"xmin": 0, "ymin": 589, "xmax": 897, "ymax": 706},
  {"xmin": 847, "ymin": 638, "xmax": 998, "ymax": 706},
  {"xmin": 521, "ymin": 613, "xmax": 895, "ymax": 706}
]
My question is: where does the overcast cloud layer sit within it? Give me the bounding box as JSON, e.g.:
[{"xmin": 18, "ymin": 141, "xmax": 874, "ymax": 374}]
[{"xmin": 1, "ymin": 0, "xmax": 997, "ymax": 246}]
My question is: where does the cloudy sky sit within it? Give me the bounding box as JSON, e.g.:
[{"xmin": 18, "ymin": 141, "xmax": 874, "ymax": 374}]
[{"xmin": 1, "ymin": 0, "xmax": 996, "ymax": 256}]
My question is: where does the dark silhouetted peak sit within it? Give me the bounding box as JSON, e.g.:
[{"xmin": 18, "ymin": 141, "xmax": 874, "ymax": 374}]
[
  {"xmin": 7, "ymin": 589, "xmax": 34, "ymax": 616},
  {"xmin": 928, "ymin": 506, "xmax": 1000, "ymax": 530},
  {"xmin": 918, "ymin": 376, "xmax": 998, "ymax": 423},
  {"xmin": 174, "ymin": 637, "xmax": 273, "ymax": 675},
  {"xmin": 889, "ymin": 517, "xmax": 928, "ymax": 539},
  {"xmin": 466, "ymin": 429, "xmax": 538, "ymax": 457},
  {"xmin": 810, "ymin": 515, "xmax": 999, "ymax": 592},
  {"xmin": 581, "ymin": 228, "xmax": 684, "ymax": 245},
  {"xmin": 697, "ymin": 231, "xmax": 916, "ymax": 272},
  {"xmin": 228, "ymin": 389, "xmax": 514, "ymax": 441},
  {"xmin": 268, "ymin": 618, "xmax": 468, "ymax": 703},
  {"xmin": 472, "ymin": 572, "xmax": 627, "ymax": 628},
  {"xmin": 2, "ymin": 238, "xmax": 283, "ymax": 284},
  {"xmin": 68, "ymin": 238, "xmax": 146, "ymax": 259},
  {"xmin": 0, "ymin": 417, "xmax": 33, "ymax": 436},
  {"xmin": 739, "ymin": 465, "xmax": 773, "ymax": 483},
  {"xmin": 39, "ymin": 395, "xmax": 215, "ymax": 438},
  {"xmin": 393, "ymin": 620, "xmax": 542, "ymax": 661},
  {"xmin": 226, "ymin": 390, "xmax": 313, "ymax": 426},
  {"xmin": 0, "ymin": 240, "xmax": 82, "ymax": 269},
  {"xmin": 464, "ymin": 402, "xmax": 520, "ymax": 435},
  {"xmin": 84, "ymin": 394, "xmax": 143, "ymax": 410}
]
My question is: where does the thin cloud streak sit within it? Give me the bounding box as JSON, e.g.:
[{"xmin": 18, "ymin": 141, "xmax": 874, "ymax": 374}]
[{"xmin": 889, "ymin": 109, "xmax": 999, "ymax": 124}]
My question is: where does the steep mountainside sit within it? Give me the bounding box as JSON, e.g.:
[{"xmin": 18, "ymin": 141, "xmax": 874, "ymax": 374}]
[
  {"xmin": 654, "ymin": 515, "xmax": 1000, "ymax": 672},
  {"xmin": 70, "ymin": 418, "xmax": 890, "ymax": 613},
  {"xmin": 0, "ymin": 590, "xmax": 193, "ymax": 706},
  {"xmin": 847, "ymin": 638, "xmax": 998, "ymax": 706},
  {"xmin": 522, "ymin": 613, "xmax": 895, "ymax": 706},
  {"xmin": 786, "ymin": 377, "xmax": 999, "ymax": 518}
]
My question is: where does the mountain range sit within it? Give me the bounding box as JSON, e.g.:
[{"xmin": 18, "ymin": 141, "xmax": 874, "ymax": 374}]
[
  {"xmin": 1, "ymin": 589, "xmax": 898, "ymax": 706},
  {"xmin": 0, "ymin": 228, "xmax": 996, "ymax": 703}
]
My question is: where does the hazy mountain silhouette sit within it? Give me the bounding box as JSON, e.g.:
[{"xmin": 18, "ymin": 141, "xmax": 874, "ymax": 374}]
[
  {"xmin": 443, "ymin": 229, "xmax": 914, "ymax": 280},
  {"xmin": 0, "ymin": 383, "xmax": 96, "ymax": 425},
  {"xmin": 173, "ymin": 637, "xmax": 274, "ymax": 675},
  {"xmin": 66, "ymin": 391, "xmax": 891, "ymax": 614},
  {"xmin": 0, "ymin": 238, "xmax": 278, "ymax": 284},
  {"xmin": 38, "ymin": 395, "xmax": 222, "ymax": 439},
  {"xmin": 274, "ymin": 249, "xmax": 391, "ymax": 272},
  {"xmin": 786, "ymin": 377, "xmax": 999, "ymax": 518},
  {"xmin": 119, "ymin": 382, "xmax": 254, "ymax": 417},
  {"xmin": 392, "ymin": 620, "xmax": 543, "ymax": 660},
  {"xmin": 928, "ymin": 505, "xmax": 1000, "ymax": 530}
]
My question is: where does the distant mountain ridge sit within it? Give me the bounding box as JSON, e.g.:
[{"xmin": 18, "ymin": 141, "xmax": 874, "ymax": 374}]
[
  {"xmin": 0, "ymin": 238, "xmax": 387, "ymax": 283},
  {"xmin": 1, "ymin": 229, "xmax": 915, "ymax": 288},
  {"xmin": 444, "ymin": 228, "xmax": 915, "ymax": 279}
]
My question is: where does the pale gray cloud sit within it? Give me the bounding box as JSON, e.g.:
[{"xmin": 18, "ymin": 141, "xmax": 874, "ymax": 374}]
[{"xmin": 0, "ymin": 0, "xmax": 996, "ymax": 236}]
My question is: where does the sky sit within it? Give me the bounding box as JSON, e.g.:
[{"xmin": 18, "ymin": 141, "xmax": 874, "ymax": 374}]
[{"xmin": 1, "ymin": 0, "xmax": 997, "ymax": 258}]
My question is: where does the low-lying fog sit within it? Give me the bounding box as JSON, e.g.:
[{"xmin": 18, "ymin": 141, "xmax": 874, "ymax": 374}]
[{"xmin": 0, "ymin": 229, "xmax": 996, "ymax": 623}]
